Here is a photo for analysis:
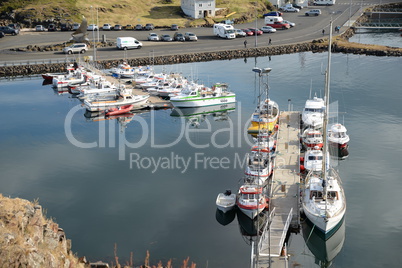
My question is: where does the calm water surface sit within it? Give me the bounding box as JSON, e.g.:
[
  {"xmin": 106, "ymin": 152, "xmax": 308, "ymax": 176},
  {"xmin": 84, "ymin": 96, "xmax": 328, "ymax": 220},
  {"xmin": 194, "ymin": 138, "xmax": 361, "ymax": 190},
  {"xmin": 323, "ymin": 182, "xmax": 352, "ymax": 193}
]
[{"xmin": 1, "ymin": 49, "xmax": 401, "ymax": 267}]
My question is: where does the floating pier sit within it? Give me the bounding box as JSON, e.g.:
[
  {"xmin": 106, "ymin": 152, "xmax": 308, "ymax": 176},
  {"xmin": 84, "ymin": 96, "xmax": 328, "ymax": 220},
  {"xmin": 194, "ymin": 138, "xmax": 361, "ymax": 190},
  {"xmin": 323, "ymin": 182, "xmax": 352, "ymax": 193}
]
[{"xmin": 252, "ymin": 111, "xmax": 301, "ymax": 268}]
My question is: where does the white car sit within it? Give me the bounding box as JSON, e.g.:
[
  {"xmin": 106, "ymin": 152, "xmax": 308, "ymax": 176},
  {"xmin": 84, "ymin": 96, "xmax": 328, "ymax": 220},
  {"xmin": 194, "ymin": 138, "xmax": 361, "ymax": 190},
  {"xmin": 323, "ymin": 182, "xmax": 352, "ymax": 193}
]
[
  {"xmin": 283, "ymin": 6, "xmax": 300, "ymax": 12},
  {"xmin": 102, "ymin": 24, "xmax": 112, "ymax": 30},
  {"xmin": 283, "ymin": 20, "xmax": 296, "ymax": 27},
  {"xmin": 147, "ymin": 33, "xmax": 160, "ymax": 41},
  {"xmin": 87, "ymin": 24, "xmax": 98, "ymax": 31},
  {"xmin": 35, "ymin": 25, "xmax": 45, "ymax": 32},
  {"xmin": 260, "ymin": 26, "xmax": 276, "ymax": 33},
  {"xmin": 184, "ymin": 32, "xmax": 198, "ymax": 41},
  {"xmin": 234, "ymin": 29, "xmax": 246, "ymax": 37},
  {"xmin": 72, "ymin": 23, "xmax": 80, "ymax": 31}
]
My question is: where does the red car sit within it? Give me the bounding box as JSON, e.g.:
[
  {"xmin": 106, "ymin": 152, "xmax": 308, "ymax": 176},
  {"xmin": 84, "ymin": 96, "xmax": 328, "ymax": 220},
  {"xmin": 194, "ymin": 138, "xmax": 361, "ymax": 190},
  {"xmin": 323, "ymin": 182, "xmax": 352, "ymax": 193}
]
[
  {"xmin": 242, "ymin": 29, "xmax": 254, "ymax": 36},
  {"xmin": 248, "ymin": 28, "xmax": 263, "ymax": 35}
]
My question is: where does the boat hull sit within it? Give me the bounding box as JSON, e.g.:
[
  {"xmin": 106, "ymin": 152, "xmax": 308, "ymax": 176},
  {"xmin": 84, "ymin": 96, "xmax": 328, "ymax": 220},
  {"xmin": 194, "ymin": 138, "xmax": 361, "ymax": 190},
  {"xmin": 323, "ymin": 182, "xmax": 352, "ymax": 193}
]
[
  {"xmin": 84, "ymin": 95, "xmax": 149, "ymax": 112},
  {"xmin": 170, "ymin": 94, "xmax": 236, "ymax": 108}
]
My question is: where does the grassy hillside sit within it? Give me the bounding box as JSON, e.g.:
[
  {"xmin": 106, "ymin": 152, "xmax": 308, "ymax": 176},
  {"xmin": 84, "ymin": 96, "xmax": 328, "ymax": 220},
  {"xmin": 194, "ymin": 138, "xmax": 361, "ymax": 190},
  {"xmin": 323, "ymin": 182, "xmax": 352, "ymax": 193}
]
[{"xmin": 1, "ymin": 0, "xmax": 274, "ymax": 27}]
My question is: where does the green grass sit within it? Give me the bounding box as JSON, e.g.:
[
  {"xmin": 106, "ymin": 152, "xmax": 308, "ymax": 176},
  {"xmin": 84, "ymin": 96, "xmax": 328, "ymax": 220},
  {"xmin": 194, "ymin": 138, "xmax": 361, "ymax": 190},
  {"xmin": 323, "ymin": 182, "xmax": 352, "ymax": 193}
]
[{"xmin": 2, "ymin": 0, "xmax": 275, "ymax": 26}]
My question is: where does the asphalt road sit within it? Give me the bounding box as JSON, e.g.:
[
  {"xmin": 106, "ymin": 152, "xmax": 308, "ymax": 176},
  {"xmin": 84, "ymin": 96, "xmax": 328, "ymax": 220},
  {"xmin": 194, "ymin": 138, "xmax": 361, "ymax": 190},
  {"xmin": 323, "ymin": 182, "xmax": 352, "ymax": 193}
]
[{"xmin": 0, "ymin": 0, "xmax": 392, "ymax": 63}]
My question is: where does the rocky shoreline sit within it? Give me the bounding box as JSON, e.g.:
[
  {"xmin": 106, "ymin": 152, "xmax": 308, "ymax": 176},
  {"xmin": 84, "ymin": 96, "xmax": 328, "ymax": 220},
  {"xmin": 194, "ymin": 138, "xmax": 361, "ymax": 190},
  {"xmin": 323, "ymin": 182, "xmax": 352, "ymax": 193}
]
[{"xmin": 1, "ymin": 37, "xmax": 401, "ymax": 77}]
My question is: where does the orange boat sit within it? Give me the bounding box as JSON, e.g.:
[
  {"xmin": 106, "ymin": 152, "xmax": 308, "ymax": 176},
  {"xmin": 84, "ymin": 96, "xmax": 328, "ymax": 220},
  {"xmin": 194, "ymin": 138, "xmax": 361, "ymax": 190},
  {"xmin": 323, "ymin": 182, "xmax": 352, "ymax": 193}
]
[{"xmin": 105, "ymin": 105, "xmax": 134, "ymax": 116}]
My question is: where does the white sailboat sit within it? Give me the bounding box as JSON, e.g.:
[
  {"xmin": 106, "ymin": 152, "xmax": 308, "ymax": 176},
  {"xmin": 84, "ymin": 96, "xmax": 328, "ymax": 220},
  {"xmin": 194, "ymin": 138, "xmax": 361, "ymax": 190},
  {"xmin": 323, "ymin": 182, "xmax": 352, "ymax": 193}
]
[{"xmin": 302, "ymin": 22, "xmax": 346, "ymax": 235}]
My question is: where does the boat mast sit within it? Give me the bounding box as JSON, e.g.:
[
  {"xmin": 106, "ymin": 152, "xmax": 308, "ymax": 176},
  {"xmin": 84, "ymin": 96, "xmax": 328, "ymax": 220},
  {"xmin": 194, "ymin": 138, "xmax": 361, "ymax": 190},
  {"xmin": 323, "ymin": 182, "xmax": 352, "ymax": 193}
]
[{"xmin": 322, "ymin": 21, "xmax": 333, "ymax": 210}]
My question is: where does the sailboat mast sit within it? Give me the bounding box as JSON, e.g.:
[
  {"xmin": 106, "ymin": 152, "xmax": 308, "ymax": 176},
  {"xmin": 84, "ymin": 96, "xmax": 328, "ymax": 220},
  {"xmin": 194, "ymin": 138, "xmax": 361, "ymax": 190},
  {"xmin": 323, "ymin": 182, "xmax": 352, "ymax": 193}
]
[{"xmin": 322, "ymin": 21, "xmax": 333, "ymax": 201}]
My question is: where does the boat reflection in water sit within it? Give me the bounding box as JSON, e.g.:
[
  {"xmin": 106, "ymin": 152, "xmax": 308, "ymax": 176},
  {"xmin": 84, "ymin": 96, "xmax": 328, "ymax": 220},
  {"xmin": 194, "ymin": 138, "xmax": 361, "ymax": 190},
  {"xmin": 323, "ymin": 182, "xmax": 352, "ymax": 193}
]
[
  {"xmin": 302, "ymin": 218, "xmax": 345, "ymax": 267},
  {"xmin": 215, "ymin": 208, "xmax": 236, "ymax": 226},
  {"xmin": 84, "ymin": 110, "xmax": 139, "ymax": 131},
  {"xmin": 170, "ymin": 103, "xmax": 236, "ymax": 128},
  {"xmin": 236, "ymin": 209, "xmax": 268, "ymax": 245}
]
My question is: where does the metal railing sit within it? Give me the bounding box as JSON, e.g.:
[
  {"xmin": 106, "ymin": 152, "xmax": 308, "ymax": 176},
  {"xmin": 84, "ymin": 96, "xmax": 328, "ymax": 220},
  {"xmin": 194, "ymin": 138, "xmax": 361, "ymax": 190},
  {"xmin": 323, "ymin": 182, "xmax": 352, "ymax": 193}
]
[{"xmin": 0, "ymin": 58, "xmax": 72, "ymax": 67}]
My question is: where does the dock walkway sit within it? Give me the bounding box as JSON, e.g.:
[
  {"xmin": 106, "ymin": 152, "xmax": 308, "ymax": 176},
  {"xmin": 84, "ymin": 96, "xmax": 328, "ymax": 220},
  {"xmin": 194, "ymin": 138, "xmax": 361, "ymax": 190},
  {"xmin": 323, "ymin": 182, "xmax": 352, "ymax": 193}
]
[{"xmin": 253, "ymin": 111, "xmax": 301, "ymax": 268}]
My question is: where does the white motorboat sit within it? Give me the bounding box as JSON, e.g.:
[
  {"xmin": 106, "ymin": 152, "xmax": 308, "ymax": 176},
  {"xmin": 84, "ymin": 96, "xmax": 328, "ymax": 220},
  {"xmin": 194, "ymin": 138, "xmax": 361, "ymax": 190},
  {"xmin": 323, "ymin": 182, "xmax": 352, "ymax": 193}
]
[
  {"xmin": 244, "ymin": 152, "xmax": 273, "ymax": 185},
  {"xmin": 170, "ymin": 82, "xmax": 235, "ymax": 108},
  {"xmin": 111, "ymin": 62, "xmax": 136, "ymax": 78},
  {"xmin": 302, "ymin": 146, "xmax": 324, "ymax": 173},
  {"xmin": 328, "ymin": 123, "xmax": 350, "ymax": 159},
  {"xmin": 236, "ymin": 184, "xmax": 268, "ymax": 219},
  {"xmin": 216, "ymin": 190, "xmax": 236, "ymax": 213},
  {"xmin": 84, "ymin": 87, "xmax": 150, "ymax": 112},
  {"xmin": 302, "ymin": 23, "xmax": 346, "ymax": 234},
  {"xmin": 52, "ymin": 68, "xmax": 88, "ymax": 88},
  {"xmin": 301, "ymin": 127, "xmax": 324, "ymax": 149},
  {"xmin": 301, "ymin": 96, "xmax": 325, "ymax": 129}
]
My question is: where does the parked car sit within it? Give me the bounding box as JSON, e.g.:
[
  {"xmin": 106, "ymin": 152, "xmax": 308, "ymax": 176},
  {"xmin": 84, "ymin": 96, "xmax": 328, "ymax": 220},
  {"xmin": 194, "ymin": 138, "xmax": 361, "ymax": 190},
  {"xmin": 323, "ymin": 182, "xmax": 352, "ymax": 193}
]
[
  {"xmin": 173, "ymin": 32, "xmax": 185, "ymax": 41},
  {"xmin": 171, "ymin": 24, "xmax": 179, "ymax": 31},
  {"xmin": 35, "ymin": 25, "xmax": 44, "ymax": 32},
  {"xmin": 62, "ymin": 43, "xmax": 88, "ymax": 54},
  {"xmin": 60, "ymin": 23, "xmax": 72, "ymax": 31},
  {"xmin": 87, "ymin": 24, "xmax": 98, "ymax": 31},
  {"xmin": 241, "ymin": 29, "xmax": 254, "ymax": 36},
  {"xmin": 283, "ymin": 20, "xmax": 296, "ymax": 27},
  {"xmin": 283, "ymin": 6, "xmax": 300, "ymax": 12},
  {"xmin": 48, "ymin": 24, "xmax": 57, "ymax": 31},
  {"xmin": 125, "ymin": 24, "xmax": 134, "ymax": 30},
  {"xmin": 8, "ymin": 23, "xmax": 20, "ymax": 30},
  {"xmin": 0, "ymin": 26, "xmax": 19, "ymax": 35},
  {"xmin": 305, "ymin": 9, "xmax": 321, "ymax": 16},
  {"xmin": 260, "ymin": 26, "xmax": 277, "ymax": 33},
  {"xmin": 102, "ymin": 24, "xmax": 112, "ymax": 30},
  {"xmin": 184, "ymin": 32, "xmax": 198, "ymax": 41},
  {"xmin": 263, "ymin": 11, "xmax": 283, "ymax": 17},
  {"xmin": 0, "ymin": 31, "xmax": 5, "ymax": 38},
  {"xmin": 72, "ymin": 23, "xmax": 80, "ymax": 31},
  {"xmin": 248, "ymin": 28, "xmax": 263, "ymax": 35},
  {"xmin": 114, "ymin": 24, "xmax": 122, "ymax": 31},
  {"xmin": 147, "ymin": 32, "xmax": 160, "ymax": 41},
  {"xmin": 144, "ymin": 23, "xmax": 154, "ymax": 30},
  {"xmin": 102, "ymin": 24, "xmax": 111, "ymax": 30},
  {"xmin": 160, "ymin": 34, "xmax": 173, "ymax": 42},
  {"xmin": 293, "ymin": 4, "xmax": 303, "ymax": 9},
  {"xmin": 234, "ymin": 29, "xmax": 246, "ymax": 37},
  {"xmin": 135, "ymin": 24, "xmax": 143, "ymax": 30}
]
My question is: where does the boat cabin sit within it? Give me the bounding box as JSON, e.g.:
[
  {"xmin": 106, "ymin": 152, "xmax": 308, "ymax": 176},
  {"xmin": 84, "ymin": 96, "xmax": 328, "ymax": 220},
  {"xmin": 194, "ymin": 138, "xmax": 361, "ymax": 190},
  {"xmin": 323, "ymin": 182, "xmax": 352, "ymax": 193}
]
[{"xmin": 309, "ymin": 190, "xmax": 339, "ymax": 200}]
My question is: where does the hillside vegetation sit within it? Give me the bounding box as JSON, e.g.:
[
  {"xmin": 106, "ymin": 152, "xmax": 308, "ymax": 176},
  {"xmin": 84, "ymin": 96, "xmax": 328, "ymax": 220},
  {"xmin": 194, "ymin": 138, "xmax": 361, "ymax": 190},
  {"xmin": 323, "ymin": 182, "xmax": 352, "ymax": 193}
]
[{"xmin": 0, "ymin": 0, "xmax": 274, "ymax": 27}]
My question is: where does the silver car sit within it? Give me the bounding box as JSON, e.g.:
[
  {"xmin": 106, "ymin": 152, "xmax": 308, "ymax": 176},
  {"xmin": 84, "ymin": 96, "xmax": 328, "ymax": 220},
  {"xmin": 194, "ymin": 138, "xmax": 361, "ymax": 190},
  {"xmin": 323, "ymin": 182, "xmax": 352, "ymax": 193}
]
[
  {"xmin": 147, "ymin": 33, "xmax": 160, "ymax": 41},
  {"xmin": 160, "ymin": 34, "xmax": 173, "ymax": 42},
  {"xmin": 63, "ymin": 43, "xmax": 88, "ymax": 54},
  {"xmin": 184, "ymin": 32, "xmax": 197, "ymax": 41}
]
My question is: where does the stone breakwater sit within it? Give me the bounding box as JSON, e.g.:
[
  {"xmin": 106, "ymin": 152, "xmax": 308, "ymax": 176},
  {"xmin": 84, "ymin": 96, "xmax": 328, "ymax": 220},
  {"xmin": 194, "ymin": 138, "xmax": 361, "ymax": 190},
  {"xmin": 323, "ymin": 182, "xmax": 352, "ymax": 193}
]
[{"xmin": 1, "ymin": 39, "xmax": 401, "ymax": 77}]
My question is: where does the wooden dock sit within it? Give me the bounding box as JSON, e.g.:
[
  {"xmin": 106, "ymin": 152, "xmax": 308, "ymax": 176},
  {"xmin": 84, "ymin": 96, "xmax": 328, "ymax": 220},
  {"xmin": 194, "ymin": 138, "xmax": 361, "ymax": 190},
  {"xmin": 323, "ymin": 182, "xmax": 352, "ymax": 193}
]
[{"xmin": 253, "ymin": 111, "xmax": 301, "ymax": 268}]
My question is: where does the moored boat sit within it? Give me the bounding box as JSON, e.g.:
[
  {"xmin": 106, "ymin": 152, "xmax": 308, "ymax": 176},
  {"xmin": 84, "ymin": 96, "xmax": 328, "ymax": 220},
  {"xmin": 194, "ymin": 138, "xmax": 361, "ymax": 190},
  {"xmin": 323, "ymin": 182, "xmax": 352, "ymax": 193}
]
[
  {"xmin": 328, "ymin": 123, "xmax": 350, "ymax": 159},
  {"xmin": 301, "ymin": 96, "xmax": 325, "ymax": 129},
  {"xmin": 247, "ymin": 99, "xmax": 279, "ymax": 136},
  {"xmin": 301, "ymin": 127, "xmax": 324, "ymax": 149},
  {"xmin": 216, "ymin": 190, "xmax": 236, "ymax": 213},
  {"xmin": 84, "ymin": 87, "xmax": 149, "ymax": 112},
  {"xmin": 170, "ymin": 82, "xmax": 235, "ymax": 108},
  {"xmin": 236, "ymin": 184, "xmax": 268, "ymax": 219},
  {"xmin": 106, "ymin": 104, "xmax": 134, "ymax": 116}
]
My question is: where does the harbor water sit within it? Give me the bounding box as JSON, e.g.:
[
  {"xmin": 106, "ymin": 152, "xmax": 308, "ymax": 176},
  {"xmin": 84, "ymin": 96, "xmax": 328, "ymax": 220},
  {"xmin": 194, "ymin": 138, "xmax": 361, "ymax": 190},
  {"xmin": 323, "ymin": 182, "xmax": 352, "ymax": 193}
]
[{"xmin": 1, "ymin": 37, "xmax": 401, "ymax": 267}]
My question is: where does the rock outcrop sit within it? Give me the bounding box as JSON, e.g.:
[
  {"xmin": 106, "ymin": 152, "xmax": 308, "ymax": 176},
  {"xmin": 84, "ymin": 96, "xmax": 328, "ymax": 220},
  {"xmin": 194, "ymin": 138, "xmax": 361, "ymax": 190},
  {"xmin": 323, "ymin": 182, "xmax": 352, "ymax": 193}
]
[{"xmin": 0, "ymin": 194, "xmax": 85, "ymax": 268}]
